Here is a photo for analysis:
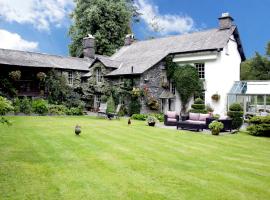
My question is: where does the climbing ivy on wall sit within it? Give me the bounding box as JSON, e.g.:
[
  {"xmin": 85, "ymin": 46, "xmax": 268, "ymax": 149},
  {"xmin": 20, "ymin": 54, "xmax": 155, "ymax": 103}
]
[{"xmin": 165, "ymin": 56, "xmax": 203, "ymax": 114}]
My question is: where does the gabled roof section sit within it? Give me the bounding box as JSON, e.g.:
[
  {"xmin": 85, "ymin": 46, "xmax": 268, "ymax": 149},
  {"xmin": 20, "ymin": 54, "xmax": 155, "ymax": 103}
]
[
  {"xmin": 107, "ymin": 26, "xmax": 244, "ymax": 76},
  {"xmin": 93, "ymin": 55, "xmax": 123, "ymax": 69},
  {"xmin": 0, "ymin": 48, "xmax": 93, "ymax": 71}
]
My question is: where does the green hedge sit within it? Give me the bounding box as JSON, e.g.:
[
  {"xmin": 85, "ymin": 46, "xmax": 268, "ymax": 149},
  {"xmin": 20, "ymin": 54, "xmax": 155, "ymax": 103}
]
[
  {"xmin": 189, "ymin": 109, "xmax": 208, "ymax": 114},
  {"xmin": 247, "ymin": 116, "xmax": 270, "ymax": 137},
  {"xmin": 32, "ymin": 99, "xmax": 48, "ymax": 115},
  {"xmin": 48, "ymin": 105, "xmax": 68, "ymax": 115},
  {"xmin": 131, "ymin": 113, "xmax": 164, "ymax": 122},
  {"xmin": 191, "ymin": 104, "xmax": 205, "ymax": 110}
]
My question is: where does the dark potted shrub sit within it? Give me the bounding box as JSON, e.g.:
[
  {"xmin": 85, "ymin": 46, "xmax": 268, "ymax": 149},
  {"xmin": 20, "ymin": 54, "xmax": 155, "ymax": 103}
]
[
  {"xmin": 209, "ymin": 120, "xmax": 224, "ymax": 135},
  {"xmin": 227, "ymin": 103, "xmax": 243, "ymax": 130},
  {"xmin": 147, "ymin": 116, "xmax": 157, "ymax": 127}
]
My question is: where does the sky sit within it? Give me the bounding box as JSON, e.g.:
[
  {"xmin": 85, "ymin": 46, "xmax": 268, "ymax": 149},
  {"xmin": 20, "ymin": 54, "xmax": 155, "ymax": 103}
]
[{"xmin": 0, "ymin": 0, "xmax": 269, "ymax": 59}]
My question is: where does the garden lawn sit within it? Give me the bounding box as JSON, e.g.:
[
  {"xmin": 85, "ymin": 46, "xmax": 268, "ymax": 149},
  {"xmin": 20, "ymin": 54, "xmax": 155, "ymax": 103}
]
[{"xmin": 0, "ymin": 116, "xmax": 270, "ymax": 200}]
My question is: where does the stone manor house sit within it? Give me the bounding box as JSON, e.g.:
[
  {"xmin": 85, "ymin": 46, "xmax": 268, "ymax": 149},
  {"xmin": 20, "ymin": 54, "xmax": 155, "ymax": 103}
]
[{"xmin": 0, "ymin": 13, "xmax": 245, "ymax": 115}]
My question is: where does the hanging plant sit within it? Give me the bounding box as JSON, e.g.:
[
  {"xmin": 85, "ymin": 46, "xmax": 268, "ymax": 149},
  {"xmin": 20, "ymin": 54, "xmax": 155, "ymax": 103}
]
[
  {"xmin": 9, "ymin": 70, "xmax": 21, "ymax": 81},
  {"xmin": 131, "ymin": 87, "xmax": 142, "ymax": 98},
  {"xmin": 37, "ymin": 72, "xmax": 47, "ymax": 81},
  {"xmin": 211, "ymin": 93, "xmax": 220, "ymax": 102},
  {"xmin": 147, "ymin": 96, "xmax": 160, "ymax": 110}
]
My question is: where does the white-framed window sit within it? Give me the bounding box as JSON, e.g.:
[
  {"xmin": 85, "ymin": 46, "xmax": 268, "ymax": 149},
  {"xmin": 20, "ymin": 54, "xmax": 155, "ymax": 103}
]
[
  {"xmin": 195, "ymin": 63, "xmax": 205, "ymax": 79},
  {"xmin": 68, "ymin": 71, "xmax": 73, "ymax": 85},
  {"xmin": 95, "ymin": 94, "xmax": 101, "ymax": 108},
  {"xmin": 96, "ymin": 68, "xmax": 102, "ymax": 83}
]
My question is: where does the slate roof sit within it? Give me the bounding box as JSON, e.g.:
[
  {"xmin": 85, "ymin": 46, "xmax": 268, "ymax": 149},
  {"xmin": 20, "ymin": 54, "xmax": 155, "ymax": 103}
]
[
  {"xmin": 159, "ymin": 90, "xmax": 175, "ymax": 99},
  {"xmin": 0, "ymin": 48, "xmax": 93, "ymax": 71},
  {"xmin": 107, "ymin": 26, "xmax": 244, "ymax": 76},
  {"xmin": 95, "ymin": 55, "xmax": 123, "ymax": 68}
]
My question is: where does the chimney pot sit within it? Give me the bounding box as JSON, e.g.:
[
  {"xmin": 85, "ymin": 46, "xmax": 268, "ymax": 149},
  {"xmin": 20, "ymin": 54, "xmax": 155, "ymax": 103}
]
[
  {"xmin": 83, "ymin": 34, "xmax": 95, "ymax": 59},
  {"xmin": 125, "ymin": 34, "xmax": 135, "ymax": 46},
  {"xmin": 218, "ymin": 12, "xmax": 234, "ymax": 30}
]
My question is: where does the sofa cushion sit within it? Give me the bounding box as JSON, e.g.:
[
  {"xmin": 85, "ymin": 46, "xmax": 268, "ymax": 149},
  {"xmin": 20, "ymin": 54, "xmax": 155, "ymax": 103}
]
[
  {"xmin": 219, "ymin": 115, "xmax": 228, "ymax": 120},
  {"xmin": 199, "ymin": 113, "xmax": 210, "ymax": 121},
  {"xmin": 189, "ymin": 112, "xmax": 200, "ymax": 121},
  {"xmin": 167, "ymin": 111, "xmax": 176, "ymax": 118},
  {"xmin": 167, "ymin": 118, "xmax": 177, "ymax": 122},
  {"xmin": 186, "ymin": 120, "xmax": 206, "ymax": 125}
]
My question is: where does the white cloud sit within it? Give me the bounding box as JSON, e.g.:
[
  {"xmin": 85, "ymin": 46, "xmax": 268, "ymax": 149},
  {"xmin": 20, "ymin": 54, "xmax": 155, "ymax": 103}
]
[
  {"xmin": 0, "ymin": 29, "xmax": 38, "ymax": 51},
  {"xmin": 0, "ymin": 0, "xmax": 74, "ymax": 31},
  {"xmin": 134, "ymin": 0, "xmax": 195, "ymax": 35}
]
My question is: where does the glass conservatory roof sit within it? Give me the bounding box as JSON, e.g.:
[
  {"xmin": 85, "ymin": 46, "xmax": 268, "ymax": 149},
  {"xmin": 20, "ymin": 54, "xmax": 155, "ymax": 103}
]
[{"xmin": 229, "ymin": 81, "xmax": 270, "ymax": 95}]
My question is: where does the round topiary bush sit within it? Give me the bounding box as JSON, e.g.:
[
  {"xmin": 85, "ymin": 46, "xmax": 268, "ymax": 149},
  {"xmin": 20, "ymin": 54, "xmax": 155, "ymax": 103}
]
[
  {"xmin": 227, "ymin": 103, "xmax": 243, "ymax": 130},
  {"xmin": 190, "ymin": 98, "xmax": 207, "ymax": 113}
]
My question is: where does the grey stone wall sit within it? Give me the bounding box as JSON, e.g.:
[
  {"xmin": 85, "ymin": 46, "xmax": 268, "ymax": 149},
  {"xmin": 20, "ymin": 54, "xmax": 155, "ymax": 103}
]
[{"xmin": 139, "ymin": 61, "xmax": 166, "ymax": 114}]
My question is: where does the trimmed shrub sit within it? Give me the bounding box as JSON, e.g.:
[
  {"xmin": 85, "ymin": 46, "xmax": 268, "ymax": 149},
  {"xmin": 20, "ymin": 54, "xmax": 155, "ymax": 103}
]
[
  {"xmin": 151, "ymin": 113, "xmax": 164, "ymax": 122},
  {"xmin": 131, "ymin": 113, "xmax": 164, "ymax": 122},
  {"xmin": 190, "ymin": 98, "xmax": 207, "ymax": 114},
  {"xmin": 20, "ymin": 97, "xmax": 32, "ymax": 114},
  {"xmin": 131, "ymin": 114, "xmax": 147, "ymax": 121},
  {"xmin": 229, "ymin": 103, "xmax": 243, "ymax": 112},
  {"xmin": 189, "ymin": 109, "xmax": 208, "ymax": 114},
  {"xmin": 247, "ymin": 116, "xmax": 270, "ymax": 137},
  {"xmin": 66, "ymin": 107, "xmax": 84, "ymax": 115},
  {"xmin": 32, "ymin": 99, "xmax": 48, "ymax": 115},
  {"xmin": 106, "ymin": 95, "xmax": 115, "ymax": 113},
  {"xmin": 129, "ymin": 97, "xmax": 141, "ymax": 116},
  {"xmin": 194, "ymin": 98, "xmax": 204, "ymax": 104},
  {"xmin": 48, "ymin": 104, "xmax": 68, "ymax": 115},
  {"xmin": 12, "ymin": 98, "xmax": 21, "ymax": 114},
  {"xmin": 0, "ymin": 96, "xmax": 13, "ymax": 125},
  {"xmin": 209, "ymin": 120, "xmax": 224, "ymax": 135},
  {"xmin": 0, "ymin": 96, "xmax": 13, "ymax": 115},
  {"xmin": 227, "ymin": 103, "xmax": 243, "ymax": 130},
  {"xmin": 191, "ymin": 104, "xmax": 205, "ymax": 110}
]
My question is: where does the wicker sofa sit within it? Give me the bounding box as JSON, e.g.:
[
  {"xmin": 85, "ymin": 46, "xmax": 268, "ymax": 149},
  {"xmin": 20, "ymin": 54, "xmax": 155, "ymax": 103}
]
[
  {"xmin": 177, "ymin": 113, "xmax": 210, "ymax": 131},
  {"xmin": 164, "ymin": 111, "xmax": 180, "ymax": 126}
]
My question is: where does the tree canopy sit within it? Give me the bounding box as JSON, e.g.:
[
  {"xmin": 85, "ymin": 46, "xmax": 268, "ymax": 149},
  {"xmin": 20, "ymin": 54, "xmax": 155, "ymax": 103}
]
[
  {"xmin": 69, "ymin": 0, "xmax": 138, "ymax": 57},
  {"xmin": 241, "ymin": 42, "xmax": 270, "ymax": 80}
]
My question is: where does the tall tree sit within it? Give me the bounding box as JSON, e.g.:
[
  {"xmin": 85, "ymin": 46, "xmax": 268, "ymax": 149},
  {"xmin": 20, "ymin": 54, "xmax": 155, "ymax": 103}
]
[
  {"xmin": 241, "ymin": 42, "xmax": 270, "ymax": 80},
  {"xmin": 69, "ymin": 0, "xmax": 138, "ymax": 57}
]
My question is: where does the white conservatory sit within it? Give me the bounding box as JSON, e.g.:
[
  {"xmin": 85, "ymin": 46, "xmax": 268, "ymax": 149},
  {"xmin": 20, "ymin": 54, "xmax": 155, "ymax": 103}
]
[{"xmin": 228, "ymin": 81, "xmax": 270, "ymax": 116}]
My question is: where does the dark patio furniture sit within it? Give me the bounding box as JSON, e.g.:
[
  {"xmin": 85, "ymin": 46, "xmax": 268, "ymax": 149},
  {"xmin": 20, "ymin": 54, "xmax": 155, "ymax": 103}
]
[
  {"xmin": 176, "ymin": 113, "xmax": 210, "ymax": 131},
  {"xmin": 164, "ymin": 111, "xmax": 179, "ymax": 126}
]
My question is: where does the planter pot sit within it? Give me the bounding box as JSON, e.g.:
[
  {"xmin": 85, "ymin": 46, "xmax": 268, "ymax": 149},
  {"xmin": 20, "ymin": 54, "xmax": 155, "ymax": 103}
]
[
  {"xmin": 75, "ymin": 127, "xmax": 81, "ymax": 135},
  {"xmin": 148, "ymin": 122, "xmax": 155, "ymax": 127},
  {"xmin": 211, "ymin": 130, "xmax": 220, "ymax": 135}
]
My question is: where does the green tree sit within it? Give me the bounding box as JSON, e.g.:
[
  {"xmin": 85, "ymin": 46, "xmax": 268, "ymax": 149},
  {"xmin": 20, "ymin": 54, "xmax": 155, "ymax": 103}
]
[
  {"xmin": 106, "ymin": 94, "xmax": 116, "ymax": 113},
  {"xmin": 69, "ymin": 0, "xmax": 138, "ymax": 56},
  {"xmin": 166, "ymin": 57, "xmax": 203, "ymax": 113},
  {"xmin": 241, "ymin": 41, "xmax": 270, "ymax": 80}
]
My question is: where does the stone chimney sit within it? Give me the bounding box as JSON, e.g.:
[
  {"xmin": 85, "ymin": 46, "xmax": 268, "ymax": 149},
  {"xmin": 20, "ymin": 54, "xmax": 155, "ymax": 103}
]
[
  {"xmin": 218, "ymin": 12, "xmax": 234, "ymax": 30},
  {"xmin": 124, "ymin": 34, "xmax": 135, "ymax": 46},
  {"xmin": 83, "ymin": 34, "xmax": 95, "ymax": 58}
]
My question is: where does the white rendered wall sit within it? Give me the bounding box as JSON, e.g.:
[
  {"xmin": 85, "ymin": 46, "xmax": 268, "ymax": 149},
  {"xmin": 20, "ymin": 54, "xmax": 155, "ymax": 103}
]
[
  {"xmin": 204, "ymin": 35, "xmax": 241, "ymax": 115},
  {"xmin": 173, "ymin": 35, "xmax": 242, "ymax": 115}
]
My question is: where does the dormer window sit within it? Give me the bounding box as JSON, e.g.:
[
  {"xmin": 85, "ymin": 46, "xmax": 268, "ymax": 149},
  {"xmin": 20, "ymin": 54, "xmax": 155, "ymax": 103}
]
[{"xmin": 96, "ymin": 68, "xmax": 102, "ymax": 83}]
